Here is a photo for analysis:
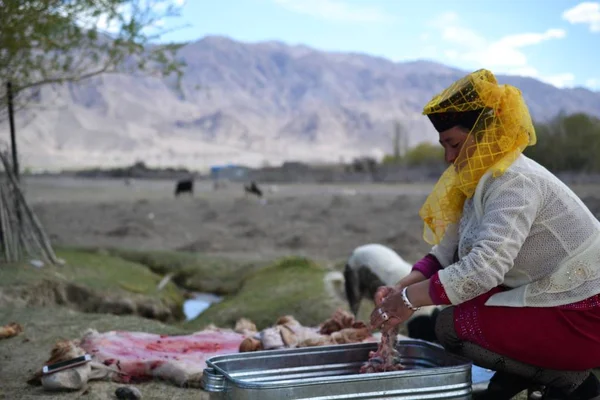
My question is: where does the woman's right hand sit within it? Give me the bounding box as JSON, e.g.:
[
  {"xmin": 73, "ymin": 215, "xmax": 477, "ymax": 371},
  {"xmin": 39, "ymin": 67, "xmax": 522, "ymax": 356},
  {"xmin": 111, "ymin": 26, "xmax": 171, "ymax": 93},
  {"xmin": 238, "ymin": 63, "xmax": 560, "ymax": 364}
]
[
  {"xmin": 374, "ymin": 286, "xmax": 394, "ymax": 306},
  {"xmin": 374, "ymin": 270, "xmax": 428, "ymax": 307}
]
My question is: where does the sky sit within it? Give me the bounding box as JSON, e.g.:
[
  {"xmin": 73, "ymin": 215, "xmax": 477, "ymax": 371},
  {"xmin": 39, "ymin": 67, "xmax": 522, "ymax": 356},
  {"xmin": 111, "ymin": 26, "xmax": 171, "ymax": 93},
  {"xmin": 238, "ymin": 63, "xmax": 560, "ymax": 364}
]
[{"xmin": 154, "ymin": 0, "xmax": 600, "ymax": 90}]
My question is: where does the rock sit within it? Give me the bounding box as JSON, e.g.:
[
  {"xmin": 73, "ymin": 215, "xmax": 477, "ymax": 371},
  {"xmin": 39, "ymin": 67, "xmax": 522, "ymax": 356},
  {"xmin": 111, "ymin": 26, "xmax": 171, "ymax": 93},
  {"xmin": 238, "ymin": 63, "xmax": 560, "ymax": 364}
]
[
  {"xmin": 41, "ymin": 364, "xmax": 90, "ymax": 391},
  {"xmin": 115, "ymin": 386, "xmax": 142, "ymax": 400}
]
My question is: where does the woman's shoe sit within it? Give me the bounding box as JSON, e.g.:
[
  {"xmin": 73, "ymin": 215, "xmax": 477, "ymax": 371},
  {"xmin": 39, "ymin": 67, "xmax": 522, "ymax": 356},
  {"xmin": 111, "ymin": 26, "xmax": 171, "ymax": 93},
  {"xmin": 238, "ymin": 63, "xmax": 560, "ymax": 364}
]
[
  {"xmin": 541, "ymin": 373, "xmax": 600, "ymax": 400},
  {"xmin": 473, "ymin": 371, "xmax": 532, "ymax": 400}
]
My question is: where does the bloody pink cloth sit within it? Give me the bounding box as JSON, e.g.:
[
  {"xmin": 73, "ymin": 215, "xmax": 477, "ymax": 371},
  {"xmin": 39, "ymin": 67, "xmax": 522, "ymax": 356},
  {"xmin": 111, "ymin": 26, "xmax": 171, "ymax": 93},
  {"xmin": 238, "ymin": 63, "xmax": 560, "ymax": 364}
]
[
  {"xmin": 79, "ymin": 329, "xmax": 246, "ymax": 385},
  {"xmin": 449, "ymin": 286, "xmax": 600, "ymax": 370},
  {"xmin": 412, "ymin": 254, "xmax": 442, "ymax": 279}
]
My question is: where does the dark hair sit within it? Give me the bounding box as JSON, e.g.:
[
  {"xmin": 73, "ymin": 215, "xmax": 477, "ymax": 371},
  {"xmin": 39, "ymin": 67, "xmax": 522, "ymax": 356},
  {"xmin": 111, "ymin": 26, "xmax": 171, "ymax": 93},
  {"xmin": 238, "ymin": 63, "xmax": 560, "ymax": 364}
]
[{"xmin": 427, "ymin": 109, "xmax": 486, "ymax": 133}]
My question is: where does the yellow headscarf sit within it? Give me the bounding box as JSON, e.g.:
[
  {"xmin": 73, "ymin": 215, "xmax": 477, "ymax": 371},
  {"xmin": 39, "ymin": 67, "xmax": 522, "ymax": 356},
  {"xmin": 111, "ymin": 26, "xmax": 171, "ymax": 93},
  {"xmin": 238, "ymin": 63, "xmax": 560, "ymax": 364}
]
[{"xmin": 419, "ymin": 69, "xmax": 537, "ymax": 245}]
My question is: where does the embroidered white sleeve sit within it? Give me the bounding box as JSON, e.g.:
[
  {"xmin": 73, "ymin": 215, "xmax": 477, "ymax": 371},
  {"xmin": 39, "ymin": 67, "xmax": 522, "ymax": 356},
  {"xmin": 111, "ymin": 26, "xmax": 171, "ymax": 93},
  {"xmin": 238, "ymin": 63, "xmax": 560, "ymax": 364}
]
[
  {"xmin": 438, "ymin": 173, "xmax": 543, "ymax": 304},
  {"xmin": 430, "ymin": 222, "xmax": 459, "ymax": 267}
]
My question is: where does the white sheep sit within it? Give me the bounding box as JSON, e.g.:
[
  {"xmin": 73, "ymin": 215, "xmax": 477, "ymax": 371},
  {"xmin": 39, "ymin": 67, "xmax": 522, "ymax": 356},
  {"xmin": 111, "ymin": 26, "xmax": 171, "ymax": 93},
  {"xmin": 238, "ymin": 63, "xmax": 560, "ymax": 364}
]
[
  {"xmin": 344, "ymin": 243, "xmax": 412, "ymax": 312},
  {"xmin": 326, "ymin": 243, "xmax": 441, "ymax": 340}
]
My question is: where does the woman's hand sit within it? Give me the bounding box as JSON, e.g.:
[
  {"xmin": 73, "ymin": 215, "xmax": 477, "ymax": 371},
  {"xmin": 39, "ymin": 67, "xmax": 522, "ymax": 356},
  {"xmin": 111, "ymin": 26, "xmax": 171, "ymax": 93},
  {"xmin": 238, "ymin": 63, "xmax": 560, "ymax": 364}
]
[
  {"xmin": 374, "ymin": 269, "xmax": 426, "ymax": 306},
  {"xmin": 370, "ymin": 287, "xmax": 415, "ymax": 333},
  {"xmin": 374, "ymin": 286, "xmax": 394, "ymax": 306}
]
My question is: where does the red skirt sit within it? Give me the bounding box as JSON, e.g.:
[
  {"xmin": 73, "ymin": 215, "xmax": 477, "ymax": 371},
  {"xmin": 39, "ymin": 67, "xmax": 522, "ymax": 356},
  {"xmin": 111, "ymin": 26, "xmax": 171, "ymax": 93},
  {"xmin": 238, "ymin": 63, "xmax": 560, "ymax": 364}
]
[{"xmin": 454, "ymin": 287, "xmax": 600, "ymax": 371}]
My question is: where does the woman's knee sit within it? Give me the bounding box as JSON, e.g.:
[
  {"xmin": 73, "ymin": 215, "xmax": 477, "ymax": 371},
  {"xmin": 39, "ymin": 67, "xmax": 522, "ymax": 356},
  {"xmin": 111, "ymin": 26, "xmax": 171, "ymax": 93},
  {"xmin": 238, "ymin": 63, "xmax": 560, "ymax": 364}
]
[{"xmin": 434, "ymin": 306, "xmax": 460, "ymax": 349}]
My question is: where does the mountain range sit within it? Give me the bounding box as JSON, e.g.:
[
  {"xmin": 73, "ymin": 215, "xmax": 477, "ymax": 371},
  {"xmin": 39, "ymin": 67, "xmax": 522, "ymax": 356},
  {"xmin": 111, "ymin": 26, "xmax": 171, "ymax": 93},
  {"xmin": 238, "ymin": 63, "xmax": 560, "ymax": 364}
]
[{"xmin": 2, "ymin": 35, "xmax": 599, "ymax": 172}]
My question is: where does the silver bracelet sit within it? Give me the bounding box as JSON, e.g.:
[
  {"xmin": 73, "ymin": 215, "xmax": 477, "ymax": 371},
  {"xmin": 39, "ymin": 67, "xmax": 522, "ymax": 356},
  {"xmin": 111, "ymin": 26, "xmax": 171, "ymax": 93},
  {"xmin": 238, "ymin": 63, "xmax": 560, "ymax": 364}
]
[{"xmin": 401, "ymin": 287, "xmax": 421, "ymax": 312}]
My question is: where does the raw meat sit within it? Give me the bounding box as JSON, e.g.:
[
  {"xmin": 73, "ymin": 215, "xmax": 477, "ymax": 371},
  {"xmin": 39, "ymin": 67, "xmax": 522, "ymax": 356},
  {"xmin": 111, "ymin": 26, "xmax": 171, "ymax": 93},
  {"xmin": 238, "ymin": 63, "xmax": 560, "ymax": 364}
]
[
  {"xmin": 0, "ymin": 322, "xmax": 23, "ymax": 340},
  {"xmin": 318, "ymin": 309, "xmax": 361, "ymax": 335},
  {"xmin": 234, "ymin": 318, "xmax": 258, "ymax": 336},
  {"xmin": 359, "ymin": 325, "xmax": 406, "ymax": 374},
  {"xmin": 238, "ymin": 311, "xmax": 376, "ymax": 353},
  {"xmin": 79, "ymin": 328, "xmax": 246, "ymax": 387}
]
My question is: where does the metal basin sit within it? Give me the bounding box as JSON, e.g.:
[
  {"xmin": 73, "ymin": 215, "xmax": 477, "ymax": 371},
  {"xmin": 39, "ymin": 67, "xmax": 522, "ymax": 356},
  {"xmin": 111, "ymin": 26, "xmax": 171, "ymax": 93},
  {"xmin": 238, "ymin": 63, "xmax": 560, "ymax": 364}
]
[{"xmin": 202, "ymin": 339, "xmax": 486, "ymax": 399}]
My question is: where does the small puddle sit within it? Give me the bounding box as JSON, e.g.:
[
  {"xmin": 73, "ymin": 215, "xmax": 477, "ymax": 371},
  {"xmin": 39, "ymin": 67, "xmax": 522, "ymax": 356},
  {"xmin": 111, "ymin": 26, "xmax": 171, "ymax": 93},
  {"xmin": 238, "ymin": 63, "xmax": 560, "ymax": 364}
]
[{"xmin": 183, "ymin": 292, "xmax": 223, "ymax": 321}]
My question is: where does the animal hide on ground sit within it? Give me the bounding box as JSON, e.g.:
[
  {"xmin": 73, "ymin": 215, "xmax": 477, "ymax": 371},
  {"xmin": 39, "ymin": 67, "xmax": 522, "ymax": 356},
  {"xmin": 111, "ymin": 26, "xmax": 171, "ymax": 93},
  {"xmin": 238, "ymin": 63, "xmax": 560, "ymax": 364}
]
[
  {"xmin": 78, "ymin": 327, "xmax": 246, "ymax": 388},
  {"xmin": 28, "ymin": 310, "xmax": 379, "ymax": 389}
]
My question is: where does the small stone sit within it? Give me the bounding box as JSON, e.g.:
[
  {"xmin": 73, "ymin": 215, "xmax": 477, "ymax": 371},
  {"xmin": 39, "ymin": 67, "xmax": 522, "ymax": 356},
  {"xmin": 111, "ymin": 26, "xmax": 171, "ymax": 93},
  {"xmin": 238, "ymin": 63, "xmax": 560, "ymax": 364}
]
[
  {"xmin": 41, "ymin": 364, "xmax": 90, "ymax": 391},
  {"xmin": 115, "ymin": 386, "xmax": 142, "ymax": 400}
]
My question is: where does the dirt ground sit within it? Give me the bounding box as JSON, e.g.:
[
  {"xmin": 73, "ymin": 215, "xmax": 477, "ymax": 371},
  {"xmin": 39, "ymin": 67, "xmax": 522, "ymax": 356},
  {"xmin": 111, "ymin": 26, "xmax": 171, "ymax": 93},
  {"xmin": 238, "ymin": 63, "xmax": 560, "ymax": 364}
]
[
  {"xmin": 2, "ymin": 176, "xmax": 599, "ymax": 399},
  {"xmin": 0, "ymin": 307, "xmax": 212, "ymax": 400},
  {"xmin": 25, "ymin": 176, "xmax": 600, "ymax": 263},
  {"xmin": 24, "ymin": 177, "xmax": 449, "ymax": 264}
]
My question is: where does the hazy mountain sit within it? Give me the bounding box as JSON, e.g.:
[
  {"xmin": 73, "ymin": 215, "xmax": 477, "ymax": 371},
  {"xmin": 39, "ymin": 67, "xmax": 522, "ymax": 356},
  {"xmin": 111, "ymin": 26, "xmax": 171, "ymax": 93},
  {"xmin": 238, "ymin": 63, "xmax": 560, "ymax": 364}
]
[{"xmin": 2, "ymin": 35, "xmax": 599, "ymax": 172}]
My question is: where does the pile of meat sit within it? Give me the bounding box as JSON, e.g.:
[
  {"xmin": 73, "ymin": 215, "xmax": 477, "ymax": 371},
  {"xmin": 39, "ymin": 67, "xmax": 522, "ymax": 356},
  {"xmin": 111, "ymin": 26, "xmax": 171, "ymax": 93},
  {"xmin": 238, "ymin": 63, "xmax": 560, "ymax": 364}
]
[
  {"xmin": 359, "ymin": 325, "xmax": 405, "ymax": 373},
  {"xmin": 240, "ymin": 309, "xmax": 406, "ymax": 374},
  {"xmin": 238, "ymin": 309, "xmax": 375, "ymax": 352}
]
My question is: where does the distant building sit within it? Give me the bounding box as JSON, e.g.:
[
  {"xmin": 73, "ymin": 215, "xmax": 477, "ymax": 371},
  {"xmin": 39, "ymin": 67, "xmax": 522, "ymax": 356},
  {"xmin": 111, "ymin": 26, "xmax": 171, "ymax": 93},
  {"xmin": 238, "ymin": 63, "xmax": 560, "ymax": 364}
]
[{"xmin": 210, "ymin": 164, "xmax": 250, "ymax": 181}]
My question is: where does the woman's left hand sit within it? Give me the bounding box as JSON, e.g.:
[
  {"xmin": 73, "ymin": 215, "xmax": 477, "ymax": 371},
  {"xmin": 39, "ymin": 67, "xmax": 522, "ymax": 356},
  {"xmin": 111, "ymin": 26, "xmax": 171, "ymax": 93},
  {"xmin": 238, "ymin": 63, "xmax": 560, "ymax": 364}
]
[{"xmin": 369, "ymin": 288, "xmax": 415, "ymax": 333}]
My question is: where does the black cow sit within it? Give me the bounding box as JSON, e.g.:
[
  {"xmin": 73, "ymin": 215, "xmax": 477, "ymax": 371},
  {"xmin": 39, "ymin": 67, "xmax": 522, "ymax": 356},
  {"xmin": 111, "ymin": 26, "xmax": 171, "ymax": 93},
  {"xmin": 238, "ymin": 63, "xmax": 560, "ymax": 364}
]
[
  {"xmin": 244, "ymin": 181, "xmax": 263, "ymax": 198},
  {"xmin": 174, "ymin": 179, "xmax": 194, "ymax": 197}
]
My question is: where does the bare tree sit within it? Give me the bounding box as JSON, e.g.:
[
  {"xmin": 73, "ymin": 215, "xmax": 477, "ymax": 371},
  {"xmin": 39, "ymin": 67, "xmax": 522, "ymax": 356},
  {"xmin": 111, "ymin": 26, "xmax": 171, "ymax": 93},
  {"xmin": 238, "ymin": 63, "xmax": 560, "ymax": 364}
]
[{"xmin": 0, "ymin": 0, "xmax": 188, "ymax": 120}]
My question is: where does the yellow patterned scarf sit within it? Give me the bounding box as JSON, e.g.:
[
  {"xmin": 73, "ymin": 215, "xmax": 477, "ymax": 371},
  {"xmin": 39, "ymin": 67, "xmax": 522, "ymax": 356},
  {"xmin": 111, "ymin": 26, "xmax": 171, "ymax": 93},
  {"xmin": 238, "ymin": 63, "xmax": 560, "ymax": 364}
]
[{"xmin": 419, "ymin": 69, "xmax": 537, "ymax": 245}]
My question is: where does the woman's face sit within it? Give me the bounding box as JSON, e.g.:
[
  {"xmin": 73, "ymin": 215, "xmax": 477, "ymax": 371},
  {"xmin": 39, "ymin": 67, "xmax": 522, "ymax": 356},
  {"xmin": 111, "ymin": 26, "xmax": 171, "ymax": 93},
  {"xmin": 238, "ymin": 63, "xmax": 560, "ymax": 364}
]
[{"xmin": 438, "ymin": 126, "xmax": 472, "ymax": 166}]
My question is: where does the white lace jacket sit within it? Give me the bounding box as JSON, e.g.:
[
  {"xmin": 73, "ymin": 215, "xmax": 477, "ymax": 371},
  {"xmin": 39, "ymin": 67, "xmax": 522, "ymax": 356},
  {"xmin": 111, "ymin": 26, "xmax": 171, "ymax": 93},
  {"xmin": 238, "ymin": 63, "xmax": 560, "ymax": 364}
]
[{"xmin": 431, "ymin": 154, "xmax": 600, "ymax": 307}]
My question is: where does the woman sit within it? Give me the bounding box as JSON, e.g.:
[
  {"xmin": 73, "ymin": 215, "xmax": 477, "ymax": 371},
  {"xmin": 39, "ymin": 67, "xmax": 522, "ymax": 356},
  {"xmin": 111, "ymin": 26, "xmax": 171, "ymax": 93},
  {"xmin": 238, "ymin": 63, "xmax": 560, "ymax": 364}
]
[{"xmin": 370, "ymin": 69, "xmax": 600, "ymax": 400}]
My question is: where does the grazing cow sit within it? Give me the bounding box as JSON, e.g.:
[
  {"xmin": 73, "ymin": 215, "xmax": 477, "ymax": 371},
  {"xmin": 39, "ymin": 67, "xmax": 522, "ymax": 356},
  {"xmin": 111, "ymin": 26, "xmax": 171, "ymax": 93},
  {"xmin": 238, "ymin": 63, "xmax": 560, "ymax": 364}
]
[
  {"xmin": 174, "ymin": 179, "xmax": 193, "ymax": 197},
  {"xmin": 244, "ymin": 181, "xmax": 263, "ymax": 198}
]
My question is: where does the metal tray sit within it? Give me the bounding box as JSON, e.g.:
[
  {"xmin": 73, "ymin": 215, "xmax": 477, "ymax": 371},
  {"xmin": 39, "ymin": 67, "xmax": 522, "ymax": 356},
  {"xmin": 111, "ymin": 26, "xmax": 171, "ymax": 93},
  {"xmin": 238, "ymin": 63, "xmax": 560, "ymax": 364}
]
[{"xmin": 202, "ymin": 339, "xmax": 488, "ymax": 399}]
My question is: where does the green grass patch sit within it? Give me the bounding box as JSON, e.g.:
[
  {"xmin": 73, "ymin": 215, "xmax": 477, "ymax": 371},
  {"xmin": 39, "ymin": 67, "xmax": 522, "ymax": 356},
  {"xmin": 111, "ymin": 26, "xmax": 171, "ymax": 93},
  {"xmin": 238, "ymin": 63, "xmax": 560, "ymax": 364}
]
[
  {"xmin": 100, "ymin": 248, "xmax": 264, "ymax": 295},
  {"xmin": 0, "ymin": 248, "xmax": 184, "ymax": 313},
  {"xmin": 185, "ymin": 256, "xmax": 346, "ymax": 331},
  {"xmin": 59, "ymin": 249, "xmax": 182, "ymax": 303}
]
